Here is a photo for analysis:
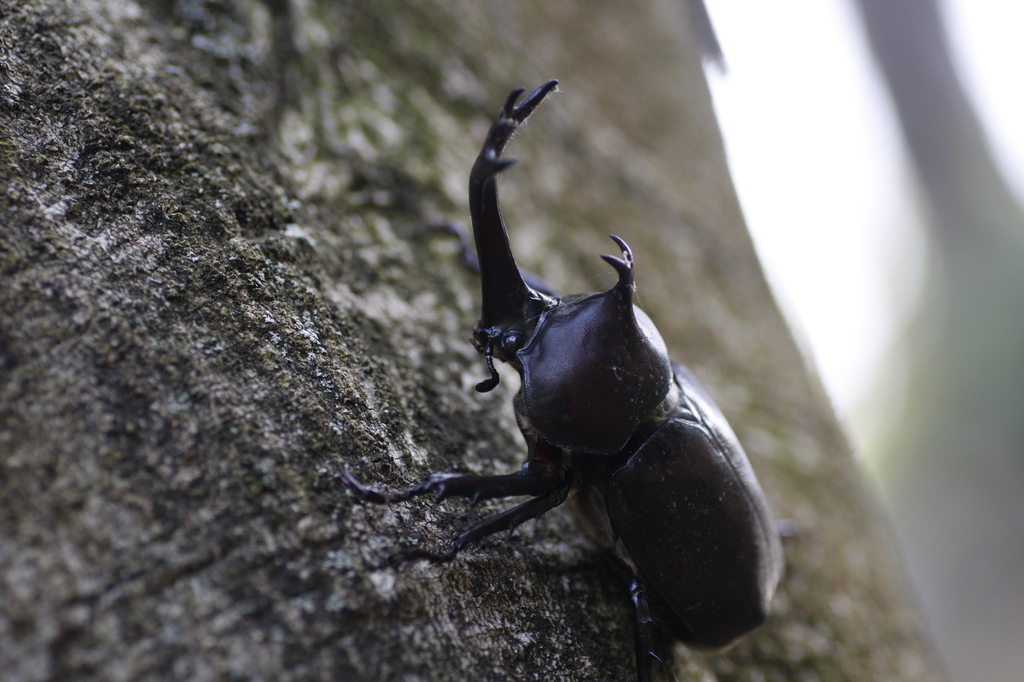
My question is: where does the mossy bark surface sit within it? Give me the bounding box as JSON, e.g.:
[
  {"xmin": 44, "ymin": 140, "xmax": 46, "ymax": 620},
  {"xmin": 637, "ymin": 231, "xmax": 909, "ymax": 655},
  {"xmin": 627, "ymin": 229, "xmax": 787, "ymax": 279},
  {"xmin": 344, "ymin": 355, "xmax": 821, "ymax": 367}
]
[{"xmin": 0, "ymin": 1, "xmax": 944, "ymax": 680}]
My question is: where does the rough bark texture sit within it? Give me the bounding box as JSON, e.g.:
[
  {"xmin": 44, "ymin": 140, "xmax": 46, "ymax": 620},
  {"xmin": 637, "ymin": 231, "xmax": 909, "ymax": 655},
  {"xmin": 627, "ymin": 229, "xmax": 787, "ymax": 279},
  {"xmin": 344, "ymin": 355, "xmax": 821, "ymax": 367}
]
[{"xmin": 0, "ymin": 1, "xmax": 944, "ymax": 680}]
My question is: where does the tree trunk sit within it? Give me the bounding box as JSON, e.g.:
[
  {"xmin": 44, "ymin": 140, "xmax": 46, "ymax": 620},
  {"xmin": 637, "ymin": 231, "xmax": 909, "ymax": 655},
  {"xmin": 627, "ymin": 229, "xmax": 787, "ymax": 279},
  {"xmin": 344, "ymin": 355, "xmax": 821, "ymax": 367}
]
[{"xmin": 0, "ymin": 0, "xmax": 944, "ymax": 680}]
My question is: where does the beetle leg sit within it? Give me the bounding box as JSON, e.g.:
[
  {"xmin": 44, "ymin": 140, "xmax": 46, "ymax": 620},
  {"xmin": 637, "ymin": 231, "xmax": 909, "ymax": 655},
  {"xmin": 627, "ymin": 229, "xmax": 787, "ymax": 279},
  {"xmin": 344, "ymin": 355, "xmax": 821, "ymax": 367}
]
[
  {"xmin": 629, "ymin": 577, "xmax": 659, "ymax": 682},
  {"xmin": 604, "ymin": 556, "xmax": 660, "ymax": 682},
  {"xmin": 422, "ymin": 219, "xmax": 480, "ymax": 274},
  {"xmin": 342, "ymin": 462, "xmax": 560, "ymax": 505},
  {"xmin": 393, "ymin": 480, "xmax": 572, "ymax": 564}
]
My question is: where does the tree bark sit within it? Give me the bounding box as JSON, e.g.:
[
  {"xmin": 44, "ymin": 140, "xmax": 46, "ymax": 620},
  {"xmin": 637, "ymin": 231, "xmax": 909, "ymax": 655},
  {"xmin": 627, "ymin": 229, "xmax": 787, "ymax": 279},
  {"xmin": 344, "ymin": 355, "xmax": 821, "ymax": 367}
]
[{"xmin": 0, "ymin": 0, "xmax": 944, "ymax": 680}]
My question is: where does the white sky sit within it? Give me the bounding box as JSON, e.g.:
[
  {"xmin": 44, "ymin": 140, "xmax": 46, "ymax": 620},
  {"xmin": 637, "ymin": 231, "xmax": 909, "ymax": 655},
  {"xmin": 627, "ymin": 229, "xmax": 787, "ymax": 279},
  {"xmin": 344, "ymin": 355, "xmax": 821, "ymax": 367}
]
[
  {"xmin": 703, "ymin": 0, "xmax": 1024, "ymax": 439},
  {"xmin": 942, "ymin": 1, "xmax": 1024, "ymax": 205}
]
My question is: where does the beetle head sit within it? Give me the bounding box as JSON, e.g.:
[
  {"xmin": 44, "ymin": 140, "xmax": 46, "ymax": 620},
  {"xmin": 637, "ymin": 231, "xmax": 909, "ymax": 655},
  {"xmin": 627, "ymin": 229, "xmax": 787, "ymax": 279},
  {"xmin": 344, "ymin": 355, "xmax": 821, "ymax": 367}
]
[
  {"xmin": 516, "ymin": 237, "xmax": 673, "ymax": 454},
  {"xmin": 468, "ymin": 84, "xmax": 672, "ymax": 453},
  {"xmin": 472, "ymin": 235, "xmax": 672, "ymax": 454}
]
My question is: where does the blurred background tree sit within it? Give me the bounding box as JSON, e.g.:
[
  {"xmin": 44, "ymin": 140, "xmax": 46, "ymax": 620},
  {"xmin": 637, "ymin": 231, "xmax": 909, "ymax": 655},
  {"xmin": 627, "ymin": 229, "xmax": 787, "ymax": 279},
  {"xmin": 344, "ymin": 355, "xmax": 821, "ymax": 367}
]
[
  {"xmin": 856, "ymin": 1, "xmax": 1024, "ymax": 680},
  {"xmin": 705, "ymin": 1, "xmax": 1024, "ymax": 680}
]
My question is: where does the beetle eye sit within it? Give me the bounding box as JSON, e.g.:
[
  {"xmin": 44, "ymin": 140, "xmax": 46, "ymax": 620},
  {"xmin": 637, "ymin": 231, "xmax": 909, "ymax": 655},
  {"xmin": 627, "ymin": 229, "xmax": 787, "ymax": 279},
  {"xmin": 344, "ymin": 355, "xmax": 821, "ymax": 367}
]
[{"xmin": 500, "ymin": 331, "xmax": 523, "ymax": 357}]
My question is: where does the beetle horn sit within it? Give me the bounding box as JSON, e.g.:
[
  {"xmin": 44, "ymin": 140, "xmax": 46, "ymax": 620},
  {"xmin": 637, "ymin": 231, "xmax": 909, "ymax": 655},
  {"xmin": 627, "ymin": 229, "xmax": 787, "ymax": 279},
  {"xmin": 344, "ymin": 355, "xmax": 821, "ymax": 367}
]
[
  {"xmin": 600, "ymin": 234, "xmax": 636, "ymax": 303},
  {"xmin": 469, "ymin": 81, "xmax": 557, "ymax": 333}
]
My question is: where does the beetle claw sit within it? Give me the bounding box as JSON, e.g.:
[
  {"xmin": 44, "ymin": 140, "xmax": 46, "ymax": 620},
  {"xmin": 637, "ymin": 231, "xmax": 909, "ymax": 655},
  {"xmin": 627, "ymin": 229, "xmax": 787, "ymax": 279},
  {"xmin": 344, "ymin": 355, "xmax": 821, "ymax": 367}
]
[
  {"xmin": 389, "ymin": 547, "xmax": 457, "ymax": 566},
  {"xmin": 343, "ymin": 465, "xmax": 461, "ymax": 505},
  {"xmin": 341, "ymin": 464, "xmax": 392, "ymax": 504}
]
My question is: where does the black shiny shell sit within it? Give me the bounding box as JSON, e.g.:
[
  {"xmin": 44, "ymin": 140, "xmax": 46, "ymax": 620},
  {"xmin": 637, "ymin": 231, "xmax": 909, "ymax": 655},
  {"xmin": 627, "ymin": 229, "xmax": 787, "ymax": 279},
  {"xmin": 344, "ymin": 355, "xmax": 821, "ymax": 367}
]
[
  {"xmin": 604, "ymin": 364, "xmax": 783, "ymax": 647},
  {"xmin": 518, "ymin": 291, "xmax": 673, "ymax": 455}
]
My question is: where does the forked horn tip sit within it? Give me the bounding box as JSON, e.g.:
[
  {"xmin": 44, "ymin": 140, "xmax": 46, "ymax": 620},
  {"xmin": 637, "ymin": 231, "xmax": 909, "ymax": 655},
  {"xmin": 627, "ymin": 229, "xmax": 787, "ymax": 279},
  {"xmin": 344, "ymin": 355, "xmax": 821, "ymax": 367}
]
[{"xmin": 601, "ymin": 235, "xmax": 635, "ymax": 294}]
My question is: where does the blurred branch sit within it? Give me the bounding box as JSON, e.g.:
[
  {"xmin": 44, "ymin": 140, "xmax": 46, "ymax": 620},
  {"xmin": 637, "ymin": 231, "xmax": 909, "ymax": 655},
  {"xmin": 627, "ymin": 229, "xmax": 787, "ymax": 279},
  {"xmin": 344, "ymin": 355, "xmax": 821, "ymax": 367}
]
[
  {"xmin": 852, "ymin": 2, "xmax": 1024, "ymax": 679},
  {"xmin": 854, "ymin": 0, "xmax": 1024, "ymax": 251}
]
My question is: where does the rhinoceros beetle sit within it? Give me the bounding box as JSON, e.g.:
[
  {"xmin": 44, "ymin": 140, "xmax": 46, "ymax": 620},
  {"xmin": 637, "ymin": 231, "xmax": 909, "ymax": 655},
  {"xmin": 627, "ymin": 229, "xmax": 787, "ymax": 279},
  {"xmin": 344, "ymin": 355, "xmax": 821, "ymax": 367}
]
[{"xmin": 343, "ymin": 81, "xmax": 783, "ymax": 681}]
